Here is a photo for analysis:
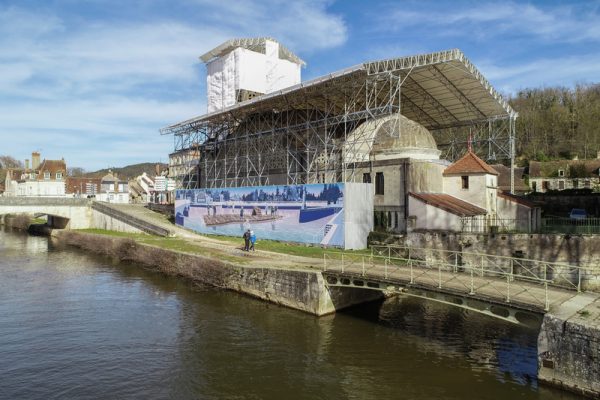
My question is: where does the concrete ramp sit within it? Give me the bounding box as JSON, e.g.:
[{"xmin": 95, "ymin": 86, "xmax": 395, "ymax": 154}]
[{"xmin": 91, "ymin": 202, "xmax": 171, "ymax": 236}]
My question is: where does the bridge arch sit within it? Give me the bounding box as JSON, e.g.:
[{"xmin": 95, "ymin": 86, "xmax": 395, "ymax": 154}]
[{"xmin": 324, "ymin": 273, "xmax": 543, "ymax": 327}]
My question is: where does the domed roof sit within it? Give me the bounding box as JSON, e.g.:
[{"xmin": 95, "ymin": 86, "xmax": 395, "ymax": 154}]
[{"xmin": 370, "ymin": 114, "xmax": 440, "ymax": 160}]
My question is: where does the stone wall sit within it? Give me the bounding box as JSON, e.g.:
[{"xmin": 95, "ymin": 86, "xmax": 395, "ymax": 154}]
[
  {"xmin": 53, "ymin": 231, "xmax": 381, "ymax": 316},
  {"xmin": 538, "ymin": 297, "xmax": 600, "ymax": 398},
  {"xmin": 400, "ymin": 231, "xmax": 600, "ymax": 291}
]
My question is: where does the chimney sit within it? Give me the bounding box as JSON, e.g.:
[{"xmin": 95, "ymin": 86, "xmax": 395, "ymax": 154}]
[
  {"xmin": 155, "ymin": 163, "xmax": 160, "ymax": 176},
  {"xmin": 25, "ymin": 159, "xmax": 30, "ymax": 170},
  {"xmin": 32, "ymin": 152, "xmax": 41, "ymax": 170}
]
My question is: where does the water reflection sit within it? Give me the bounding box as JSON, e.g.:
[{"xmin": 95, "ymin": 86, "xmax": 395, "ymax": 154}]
[{"xmin": 0, "ymin": 228, "xmax": 584, "ymax": 400}]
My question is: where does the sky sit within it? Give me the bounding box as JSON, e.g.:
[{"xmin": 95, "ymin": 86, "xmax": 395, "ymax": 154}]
[{"xmin": 1, "ymin": 0, "xmax": 599, "ymax": 171}]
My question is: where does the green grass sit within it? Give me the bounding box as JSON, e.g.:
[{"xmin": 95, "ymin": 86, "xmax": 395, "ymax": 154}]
[
  {"xmin": 77, "ymin": 229, "xmax": 248, "ymax": 263},
  {"xmin": 577, "ymin": 310, "xmax": 591, "ymax": 318},
  {"xmin": 197, "ymin": 233, "xmax": 371, "ymax": 258},
  {"xmin": 77, "ymin": 229, "xmax": 371, "ymax": 260}
]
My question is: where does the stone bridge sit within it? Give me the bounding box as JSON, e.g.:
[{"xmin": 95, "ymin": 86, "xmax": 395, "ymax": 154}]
[
  {"xmin": 322, "ymin": 245, "xmax": 600, "ymax": 398},
  {"xmin": 0, "ymin": 197, "xmax": 91, "ymax": 229},
  {"xmin": 0, "ymin": 197, "xmax": 170, "ymax": 235}
]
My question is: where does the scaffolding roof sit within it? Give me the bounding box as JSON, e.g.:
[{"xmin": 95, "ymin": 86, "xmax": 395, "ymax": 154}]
[
  {"xmin": 163, "ymin": 48, "xmax": 516, "ymax": 136},
  {"xmin": 199, "ymin": 37, "xmax": 306, "ymax": 66}
]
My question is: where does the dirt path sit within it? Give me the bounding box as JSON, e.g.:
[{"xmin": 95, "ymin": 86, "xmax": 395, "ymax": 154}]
[{"xmin": 107, "ymin": 204, "xmax": 323, "ymax": 270}]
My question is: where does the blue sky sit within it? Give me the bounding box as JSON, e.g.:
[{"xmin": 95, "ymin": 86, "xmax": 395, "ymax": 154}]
[{"xmin": 1, "ymin": 0, "xmax": 599, "ymax": 171}]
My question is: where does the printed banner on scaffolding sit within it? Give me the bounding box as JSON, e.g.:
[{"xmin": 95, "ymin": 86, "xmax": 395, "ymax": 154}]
[{"xmin": 175, "ymin": 183, "xmax": 346, "ymax": 247}]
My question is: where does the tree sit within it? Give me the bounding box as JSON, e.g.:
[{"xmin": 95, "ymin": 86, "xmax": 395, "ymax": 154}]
[
  {"xmin": 68, "ymin": 167, "xmax": 86, "ymax": 176},
  {"xmin": 0, "ymin": 155, "xmax": 23, "ymax": 169}
]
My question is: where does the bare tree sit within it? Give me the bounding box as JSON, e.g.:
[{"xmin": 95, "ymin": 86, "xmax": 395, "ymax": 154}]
[
  {"xmin": 68, "ymin": 167, "xmax": 86, "ymax": 176},
  {"xmin": 0, "ymin": 155, "xmax": 23, "ymax": 169}
]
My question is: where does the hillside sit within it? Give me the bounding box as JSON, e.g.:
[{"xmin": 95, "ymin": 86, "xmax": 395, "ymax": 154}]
[{"xmin": 84, "ymin": 162, "xmax": 168, "ymax": 180}]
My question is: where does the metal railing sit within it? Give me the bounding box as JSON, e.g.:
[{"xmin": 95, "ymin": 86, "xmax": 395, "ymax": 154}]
[
  {"xmin": 460, "ymin": 216, "xmax": 600, "ymax": 234},
  {"xmin": 323, "ymin": 245, "xmax": 599, "ymax": 311},
  {"xmin": 541, "ymin": 217, "xmax": 600, "ymax": 234},
  {"xmin": 461, "ymin": 217, "xmax": 533, "ymax": 233}
]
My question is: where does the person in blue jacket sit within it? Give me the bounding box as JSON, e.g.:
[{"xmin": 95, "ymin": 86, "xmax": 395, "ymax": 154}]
[{"xmin": 249, "ymin": 230, "xmax": 257, "ymax": 251}]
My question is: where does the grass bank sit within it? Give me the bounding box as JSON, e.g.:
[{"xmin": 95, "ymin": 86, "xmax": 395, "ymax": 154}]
[{"xmin": 78, "ymin": 228, "xmax": 371, "ymax": 260}]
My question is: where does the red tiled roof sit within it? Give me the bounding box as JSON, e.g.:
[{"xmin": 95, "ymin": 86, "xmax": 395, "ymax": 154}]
[
  {"xmin": 497, "ymin": 191, "xmax": 537, "ymax": 208},
  {"xmin": 409, "ymin": 192, "xmax": 487, "ymax": 216},
  {"xmin": 443, "ymin": 150, "xmax": 498, "ymax": 176},
  {"xmin": 37, "ymin": 159, "xmax": 66, "ymax": 180}
]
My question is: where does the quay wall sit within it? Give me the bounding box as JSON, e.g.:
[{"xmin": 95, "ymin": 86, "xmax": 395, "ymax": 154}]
[
  {"xmin": 402, "ymin": 231, "xmax": 600, "ymax": 291},
  {"xmin": 538, "ymin": 297, "xmax": 600, "ymax": 398},
  {"xmin": 53, "ymin": 231, "xmax": 382, "ymax": 316}
]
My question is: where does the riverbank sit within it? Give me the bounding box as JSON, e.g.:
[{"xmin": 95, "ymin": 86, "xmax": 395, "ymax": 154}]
[
  {"xmin": 50, "ymin": 228, "xmax": 600, "ymax": 399},
  {"xmin": 53, "ymin": 230, "xmax": 382, "ymax": 316}
]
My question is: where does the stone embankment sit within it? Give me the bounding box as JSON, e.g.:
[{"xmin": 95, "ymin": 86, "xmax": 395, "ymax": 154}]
[
  {"xmin": 538, "ymin": 294, "xmax": 600, "ymax": 398},
  {"xmin": 53, "ymin": 230, "xmax": 382, "ymax": 316}
]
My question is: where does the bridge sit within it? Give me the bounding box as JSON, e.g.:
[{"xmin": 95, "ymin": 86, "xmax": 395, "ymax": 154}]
[
  {"xmin": 322, "ymin": 245, "xmax": 599, "ymax": 326},
  {"xmin": 323, "ymin": 246, "xmax": 600, "ymax": 397},
  {"xmin": 0, "ymin": 197, "xmax": 170, "ymax": 236}
]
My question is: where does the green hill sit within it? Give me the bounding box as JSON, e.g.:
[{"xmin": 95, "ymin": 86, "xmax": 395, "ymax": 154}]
[{"xmin": 85, "ymin": 162, "xmax": 167, "ymax": 181}]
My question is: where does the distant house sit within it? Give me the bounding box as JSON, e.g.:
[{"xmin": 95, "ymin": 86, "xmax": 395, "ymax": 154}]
[
  {"xmin": 95, "ymin": 170, "xmax": 129, "ymax": 203},
  {"xmin": 529, "ymin": 157, "xmax": 600, "ymax": 193},
  {"xmin": 65, "ymin": 177, "xmax": 101, "ymax": 197},
  {"xmin": 490, "ymin": 164, "xmax": 529, "ymax": 194},
  {"xmin": 4, "ymin": 152, "xmax": 66, "ymax": 197},
  {"xmin": 129, "ymin": 172, "xmax": 154, "ymax": 203}
]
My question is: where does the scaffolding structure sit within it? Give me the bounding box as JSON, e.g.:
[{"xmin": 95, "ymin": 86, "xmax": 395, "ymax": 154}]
[{"xmin": 162, "ymin": 49, "xmax": 518, "ymax": 192}]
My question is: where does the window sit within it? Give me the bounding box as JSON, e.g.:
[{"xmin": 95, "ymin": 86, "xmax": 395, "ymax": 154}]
[
  {"xmin": 375, "ymin": 172, "xmax": 384, "ymax": 195},
  {"xmin": 558, "ymin": 169, "xmax": 565, "ymax": 177},
  {"xmin": 542, "ymin": 181, "xmax": 549, "ymax": 191},
  {"xmin": 559, "ymin": 180, "xmax": 565, "ymax": 190},
  {"xmin": 56, "ymin": 172, "xmax": 62, "ymax": 180},
  {"xmin": 532, "ymin": 181, "xmax": 537, "ymax": 192},
  {"xmin": 461, "ymin": 175, "xmax": 469, "ymax": 189},
  {"xmin": 363, "ymin": 173, "xmax": 371, "ymax": 183},
  {"xmin": 573, "ymin": 180, "xmax": 579, "ymax": 189},
  {"xmin": 585, "ymin": 180, "xmax": 591, "ymax": 189},
  {"xmin": 44, "ymin": 171, "xmax": 50, "ymax": 180}
]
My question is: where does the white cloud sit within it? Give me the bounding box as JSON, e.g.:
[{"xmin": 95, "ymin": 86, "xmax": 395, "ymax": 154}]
[
  {"xmin": 381, "ymin": 1, "xmax": 600, "ymax": 43},
  {"xmin": 0, "ymin": 1, "xmax": 348, "ymax": 169},
  {"xmin": 477, "ymin": 53, "xmax": 600, "ymax": 94}
]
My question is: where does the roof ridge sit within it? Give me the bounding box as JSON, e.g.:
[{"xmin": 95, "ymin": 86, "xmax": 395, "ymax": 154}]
[{"xmin": 443, "ymin": 150, "xmax": 498, "ymax": 176}]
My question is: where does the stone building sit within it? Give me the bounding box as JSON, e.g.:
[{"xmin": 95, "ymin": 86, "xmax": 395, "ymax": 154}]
[
  {"xmin": 529, "ymin": 158, "xmax": 600, "ymax": 193},
  {"xmin": 3, "ymin": 152, "xmax": 66, "ymax": 197}
]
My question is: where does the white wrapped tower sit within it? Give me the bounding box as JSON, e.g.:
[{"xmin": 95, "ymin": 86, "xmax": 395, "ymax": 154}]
[{"xmin": 200, "ymin": 38, "xmax": 305, "ymax": 113}]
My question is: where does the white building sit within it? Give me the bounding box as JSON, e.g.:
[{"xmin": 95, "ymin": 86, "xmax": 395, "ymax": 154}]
[
  {"xmin": 201, "ymin": 37, "xmax": 305, "ymax": 113},
  {"xmin": 95, "ymin": 170, "xmax": 129, "ymax": 203},
  {"xmin": 4, "ymin": 153, "xmax": 66, "ymax": 197},
  {"xmin": 408, "ymin": 150, "xmax": 540, "ymax": 233}
]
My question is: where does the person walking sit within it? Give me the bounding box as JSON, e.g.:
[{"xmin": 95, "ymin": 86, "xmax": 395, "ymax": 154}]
[
  {"xmin": 250, "ymin": 230, "xmax": 256, "ymax": 252},
  {"xmin": 243, "ymin": 229, "xmax": 251, "ymax": 251}
]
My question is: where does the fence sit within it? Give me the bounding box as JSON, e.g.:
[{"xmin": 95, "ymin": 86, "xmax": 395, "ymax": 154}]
[
  {"xmin": 322, "ymin": 245, "xmax": 599, "ymax": 311},
  {"xmin": 540, "ymin": 217, "xmax": 600, "ymax": 234},
  {"xmin": 461, "ymin": 216, "xmax": 600, "ymax": 234}
]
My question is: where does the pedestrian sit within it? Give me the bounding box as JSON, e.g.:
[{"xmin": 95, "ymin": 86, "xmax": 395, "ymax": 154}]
[
  {"xmin": 250, "ymin": 230, "xmax": 256, "ymax": 251},
  {"xmin": 243, "ymin": 229, "xmax": 251, "ymax": 251}
]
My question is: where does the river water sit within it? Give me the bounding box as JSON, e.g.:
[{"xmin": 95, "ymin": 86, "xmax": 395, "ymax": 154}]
[{"xmin": 0, "ymin": 229, "xmax": 582, "ymax": 400}]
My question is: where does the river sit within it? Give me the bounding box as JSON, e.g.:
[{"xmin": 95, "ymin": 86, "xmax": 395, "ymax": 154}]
[{"xmin": 0, "ymin": 229, "xmax": 583, "ymax": 399}]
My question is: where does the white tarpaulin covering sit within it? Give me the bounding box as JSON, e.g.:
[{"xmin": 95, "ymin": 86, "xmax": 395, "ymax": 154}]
[{"xmin": 206, "ymin": 39, "xmax": 301, "ymax": 113}]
